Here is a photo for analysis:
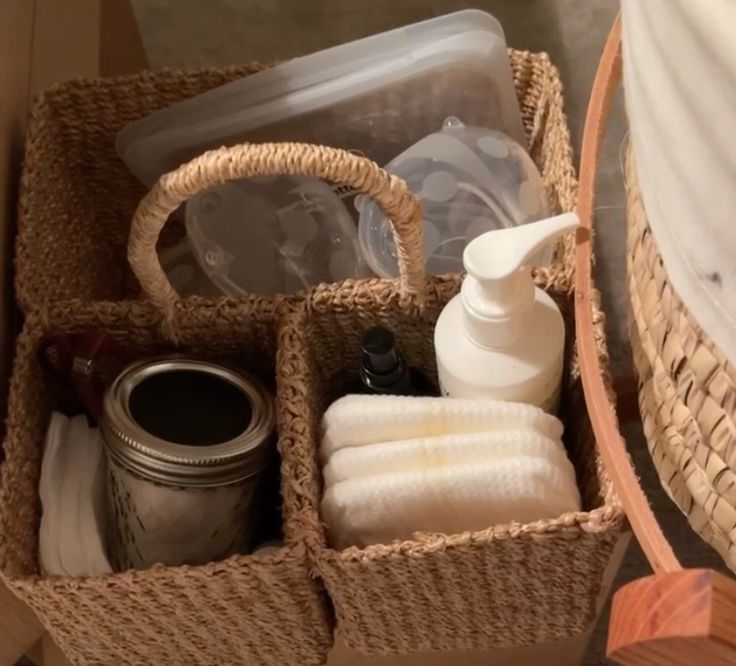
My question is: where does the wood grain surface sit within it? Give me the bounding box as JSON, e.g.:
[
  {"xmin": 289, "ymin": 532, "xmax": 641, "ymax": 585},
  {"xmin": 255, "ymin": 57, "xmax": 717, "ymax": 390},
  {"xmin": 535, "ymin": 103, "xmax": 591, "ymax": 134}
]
[{"xmin": 608, "ymin": 569, "xmax": 736, "ymax": 666}]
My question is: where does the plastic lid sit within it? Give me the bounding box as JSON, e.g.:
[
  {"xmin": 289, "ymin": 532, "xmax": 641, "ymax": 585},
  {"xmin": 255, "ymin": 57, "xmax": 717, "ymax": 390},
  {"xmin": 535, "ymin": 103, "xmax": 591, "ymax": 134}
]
[
  {"xmin": 185, "ymin": 175, "xmax": 368, "ymax": 296},
  {"xmin": 158, "ymin": 237, "xmax": 224, "ymax": 298},
  {"xmin": 357, "ymin": 118, "xmax": 550, "ymax": 278},
  {"xmin": 461, "ymin": 213, "xmax": 579, "ymax": 348},
  {"xmin": 117, "ymin": 11, "xmax": 523, "ymax": 186}
]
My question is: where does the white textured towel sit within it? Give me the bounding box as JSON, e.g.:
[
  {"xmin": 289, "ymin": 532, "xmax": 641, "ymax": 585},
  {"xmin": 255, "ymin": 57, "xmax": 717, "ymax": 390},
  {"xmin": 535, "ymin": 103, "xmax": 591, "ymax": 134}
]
[
  {"xmin": 320, "ymin": 395, "xmax": 563, "ymax": 460},
  {"xmin": 321, "ymin": 456, "xmax": 581, "ymax": 548},
  {"xmin": 323, "ymin": 430, "xmax": 571, "ymax": 487}
]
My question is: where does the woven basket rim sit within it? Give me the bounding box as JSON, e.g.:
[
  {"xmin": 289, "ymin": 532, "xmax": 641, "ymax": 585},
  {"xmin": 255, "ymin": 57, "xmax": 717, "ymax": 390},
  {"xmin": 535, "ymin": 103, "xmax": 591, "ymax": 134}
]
[
  {"xmin": 6, "ymin": 540, "xmax": 309, "ymax": 589},
  {"xmin": 317, "ymin": 505, "xmax": 624, "ymax": 563},
  {"xmin": 28, "ymin": 47, "xmax": 547, "ymax": 97},
  {"xmin": 28, "ymin": 62, "xmax": 269, "ymax": 103}
]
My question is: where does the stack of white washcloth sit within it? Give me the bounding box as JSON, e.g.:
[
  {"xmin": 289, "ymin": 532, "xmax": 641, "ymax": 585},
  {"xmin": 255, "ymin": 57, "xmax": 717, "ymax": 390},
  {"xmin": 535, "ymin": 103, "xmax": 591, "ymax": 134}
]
[
  {"xmin": 320, "ymin": 395, "xmax": 581, "ymax": 548},
  {"xmin": 39, "ymin": 413, "xmax": 113, "ymax": 576}
]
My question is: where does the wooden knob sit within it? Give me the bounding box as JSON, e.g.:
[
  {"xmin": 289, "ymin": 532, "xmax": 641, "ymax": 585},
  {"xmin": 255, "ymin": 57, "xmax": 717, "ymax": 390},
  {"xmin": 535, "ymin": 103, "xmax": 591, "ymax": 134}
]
[{"xmin": 607, "ymin": 569, "xmax": 736, "ymax": 665}]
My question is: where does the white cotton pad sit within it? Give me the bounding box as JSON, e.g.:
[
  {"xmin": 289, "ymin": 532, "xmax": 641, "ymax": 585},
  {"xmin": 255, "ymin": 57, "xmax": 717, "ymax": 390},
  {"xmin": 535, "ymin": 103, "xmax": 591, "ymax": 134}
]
[
  {"xmin": 321, "ymin": 456, "xmax": 581, "ymax": 549},
  {"xmin": 75, "ymin": 422, "xmax": 113, "ymax": 577},
  {"xmin": 320, "ymin": 394, "xmax": 563, "ymax": 460},
  {"xmin": 39, "ymin": 413, "xmax": 113, "ymax": 577},
  {"xmin": 39, "ymin": 413, "xmax": 71, "ymax": 576},
  {"xmin": 323, "ymin": 429, "xmax": 573, "ymax": 488}
]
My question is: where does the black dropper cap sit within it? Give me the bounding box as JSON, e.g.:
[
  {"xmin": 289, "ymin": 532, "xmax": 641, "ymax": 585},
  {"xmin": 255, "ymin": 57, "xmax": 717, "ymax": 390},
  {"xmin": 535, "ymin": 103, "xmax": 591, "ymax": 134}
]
[{"xmin": 359, "ymin": 326, "xmax": 412, "ymax": 394}]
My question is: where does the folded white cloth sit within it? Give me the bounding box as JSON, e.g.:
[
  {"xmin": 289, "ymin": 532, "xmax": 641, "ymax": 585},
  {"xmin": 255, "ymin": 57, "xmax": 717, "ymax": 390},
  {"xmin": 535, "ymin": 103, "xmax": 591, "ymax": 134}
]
[
  {"xmin": 39, "ymin": 413, "xmax": 112, "ymax": 577},
  {"xmin": 322, "ymin": 456, "xmax": 581, "ymax": 548},
  {"xmin": 323, "ymin": 430, "xmax": 572, "ymax": 487},
  {"xmin": 320, "ymin": 395, "xmax": 563, "ymax": 460}
]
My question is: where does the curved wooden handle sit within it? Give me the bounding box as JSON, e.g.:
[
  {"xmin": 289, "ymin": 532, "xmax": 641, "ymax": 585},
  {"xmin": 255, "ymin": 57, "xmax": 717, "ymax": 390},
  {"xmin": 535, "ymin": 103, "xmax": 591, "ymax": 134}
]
[
  {"xmin": 128, "ymin": 142, "xmax": 425, "ymax": 319},
  {"xmin": 574, "ymin": 13, "xmax": 681, "ymax": 573}
]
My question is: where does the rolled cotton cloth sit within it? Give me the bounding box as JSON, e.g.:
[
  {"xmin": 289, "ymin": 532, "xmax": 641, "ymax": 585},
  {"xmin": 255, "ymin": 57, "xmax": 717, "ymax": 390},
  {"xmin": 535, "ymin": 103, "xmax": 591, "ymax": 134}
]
[
  {"xmin": 320, "ymin": 394, "xmax": 563, "ymax": 460},
  {"xmin": 322, "ymin": 455, "xmax": 581, "ymax": 549},
  {"xmin": 323, "ymin": 429, "xmax": 572, "ymax": 488}
]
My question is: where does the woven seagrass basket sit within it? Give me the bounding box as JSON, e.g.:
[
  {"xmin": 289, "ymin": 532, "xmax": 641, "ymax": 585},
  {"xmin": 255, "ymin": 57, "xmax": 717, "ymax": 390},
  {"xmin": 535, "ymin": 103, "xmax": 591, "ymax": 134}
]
[
  {"xmin": 276, "ymin": 254, "xmax": 624, "ymax": 656},
  {"xmin": 0, "ymin": 46, "xmax": 626, "ymax": 664},
  {"xmin": 15, "ymin": 50, "xmax": 579, "ymax": 312},
  {"xmin": 0, "ymin": 298, "xmax": 333, "ymax": 666}
]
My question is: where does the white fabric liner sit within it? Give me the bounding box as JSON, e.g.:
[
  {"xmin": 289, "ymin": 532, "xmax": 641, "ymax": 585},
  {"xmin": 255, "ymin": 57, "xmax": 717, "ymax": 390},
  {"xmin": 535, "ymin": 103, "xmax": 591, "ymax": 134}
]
[{"xmin": 622, "ymin": 0, "xmax": 736, "ymax": 368}]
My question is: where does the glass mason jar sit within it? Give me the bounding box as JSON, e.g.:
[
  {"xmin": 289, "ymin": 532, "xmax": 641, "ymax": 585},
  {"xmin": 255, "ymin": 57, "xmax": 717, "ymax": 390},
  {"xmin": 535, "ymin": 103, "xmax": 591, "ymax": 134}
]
[{"xmin": 100, "ymin": 356, "xmax": 275, "ymax": 571}]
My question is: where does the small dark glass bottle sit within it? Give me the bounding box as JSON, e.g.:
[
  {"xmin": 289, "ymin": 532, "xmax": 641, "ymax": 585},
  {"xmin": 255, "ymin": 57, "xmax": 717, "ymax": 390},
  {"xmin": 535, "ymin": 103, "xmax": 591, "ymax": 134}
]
[{"xmin": 348, "ymin": 326, "xmax": 436, "ymax": 396}]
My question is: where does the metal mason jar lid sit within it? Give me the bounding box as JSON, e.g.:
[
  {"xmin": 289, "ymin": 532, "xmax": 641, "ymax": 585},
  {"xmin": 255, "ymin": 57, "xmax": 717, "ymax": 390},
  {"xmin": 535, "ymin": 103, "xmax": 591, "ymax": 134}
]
[{"xmin": 101, "ymin": 356, "xmax": 275, "ymax": 487}]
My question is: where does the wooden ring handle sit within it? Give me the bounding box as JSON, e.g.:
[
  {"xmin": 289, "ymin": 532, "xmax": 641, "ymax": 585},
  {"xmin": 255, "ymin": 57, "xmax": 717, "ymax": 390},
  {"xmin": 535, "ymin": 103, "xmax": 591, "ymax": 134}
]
[{"xmin": 574, "ymin": 12, "xmax": 681, "ymax": 573}]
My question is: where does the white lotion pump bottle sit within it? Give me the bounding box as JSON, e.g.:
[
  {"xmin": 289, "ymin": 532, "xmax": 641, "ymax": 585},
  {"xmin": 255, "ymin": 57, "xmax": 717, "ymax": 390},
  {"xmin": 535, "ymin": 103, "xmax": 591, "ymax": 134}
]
[{"xmin": 434, "ymin": 213, "xmax": 579, "ymax": 410}]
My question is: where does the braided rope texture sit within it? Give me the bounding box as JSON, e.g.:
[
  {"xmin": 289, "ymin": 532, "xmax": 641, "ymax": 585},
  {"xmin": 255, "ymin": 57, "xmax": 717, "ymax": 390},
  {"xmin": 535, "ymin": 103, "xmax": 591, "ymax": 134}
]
[
  {"xmin": 626, "ymin": 146, "xmax": 736, "ymax": 572},
  {"xmin": 127, "ymin": 142, "xmax": 425, "ymax": 325},
  {"xmin": 0, "ymin": 50, "xmax": 625, "ymax": 662},
  {"xmin": 276, "ymin": 275, "xmax": 623, "ymax": 655}
]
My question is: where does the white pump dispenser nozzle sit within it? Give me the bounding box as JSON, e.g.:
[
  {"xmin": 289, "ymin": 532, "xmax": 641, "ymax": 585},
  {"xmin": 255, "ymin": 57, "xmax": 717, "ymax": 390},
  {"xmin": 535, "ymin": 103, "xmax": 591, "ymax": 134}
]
[
  {"xmin": 435, "ymin": 213, "xmax": 580, "ymax": 410},
  {"xmin": 460, "ymin": 213, "xmax": 579, "ymax": 348}
]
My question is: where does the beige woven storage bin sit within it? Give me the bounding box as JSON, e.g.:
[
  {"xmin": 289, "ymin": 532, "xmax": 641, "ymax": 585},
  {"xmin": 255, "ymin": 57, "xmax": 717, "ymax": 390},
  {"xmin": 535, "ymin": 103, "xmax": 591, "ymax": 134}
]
[
  {"xmin": 275, "ymin": 94, "xmax": 625, "ymax": 651},
  {"xmin": 277, "ymin": 271, "xmax": 624, "ymax": 655},
  {"xmin": 16, "ymin": 50, "xmax": 574, "ymax": 311},
  {"xmin": 0, "ymin": 299, "xmax": 332, "ymax": 666},
  {"xmin": 626, "ymin": 146, "xmax": 736, "ymax": 572},
  {"xmin": 3, "ymin": 44, "xmax": 621, "ymax": 661},
  {"xmin": 2, "ymin": 139, "xmax": 429, "ymax": 665}
]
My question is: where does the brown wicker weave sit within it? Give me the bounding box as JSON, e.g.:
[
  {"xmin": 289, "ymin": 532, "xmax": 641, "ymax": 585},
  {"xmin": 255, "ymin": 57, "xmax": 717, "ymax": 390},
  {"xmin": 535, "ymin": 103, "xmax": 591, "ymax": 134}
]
[
  {"xmin": 127, "ymin": 143, "xmax": 424, "ymax": 336},
  {"xmin": 626, "ymin": 146, "xmax": 736, "ymax": 572},
  {"xmin": 2, "ymin": 138, "xmax": 429, "ymax": 664},
  {"xmin": 273, "ymin": 70, "xmax": 625, "ymax": 650},
  {"xmin": 15, "ymin": 64, "xmax": 265, "ymax": 310},
  {"xmin": 276, "ymin": 269, "xmax": 624, "ymax": 655},
  {"xmin": 16, "ymin": 50, "xmax": 577, "ymax": 312},
  {"xmin": 1, "ymin": 48, "xmax": 622, "ymax": 661},
  {"xmin": 0, "ymin": 299, "xmax": 334, "ymax": 666}
]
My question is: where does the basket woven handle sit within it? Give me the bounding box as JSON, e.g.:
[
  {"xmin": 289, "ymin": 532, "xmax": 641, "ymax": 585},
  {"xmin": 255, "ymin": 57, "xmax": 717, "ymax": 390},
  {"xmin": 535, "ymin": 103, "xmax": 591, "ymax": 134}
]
[
  {"xmin": 128, "ymin": 142, "xmax": 425, "ymax": 317},
  {"xmin": 574, "ymin": 13, "xmax": 681, "ymax": 573}
]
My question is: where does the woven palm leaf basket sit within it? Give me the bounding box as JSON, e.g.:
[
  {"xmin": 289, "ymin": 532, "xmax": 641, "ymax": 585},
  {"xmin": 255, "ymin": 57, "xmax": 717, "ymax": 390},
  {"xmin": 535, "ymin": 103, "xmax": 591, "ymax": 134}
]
[{"xmin": 626, "ymin": 146, "xmax": 736, "ymax": 571}]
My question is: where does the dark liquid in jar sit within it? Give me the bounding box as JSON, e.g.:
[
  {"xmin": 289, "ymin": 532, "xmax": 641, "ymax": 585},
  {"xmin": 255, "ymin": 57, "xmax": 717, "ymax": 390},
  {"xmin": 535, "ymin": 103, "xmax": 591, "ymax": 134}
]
[{"xmin": 129, "ymin": 370, "xmax": 252, "ymax": 446}]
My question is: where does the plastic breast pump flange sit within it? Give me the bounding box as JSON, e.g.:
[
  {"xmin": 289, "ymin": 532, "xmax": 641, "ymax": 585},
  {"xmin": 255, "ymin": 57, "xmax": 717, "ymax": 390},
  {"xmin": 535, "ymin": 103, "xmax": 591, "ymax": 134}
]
[
  {"xmin": 357, "ymin": 116, "xmax": 550, "ymax": 277},
  {"xmin": 185, "ymin": 175, "xmax": 368, "ymax": 296}
]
